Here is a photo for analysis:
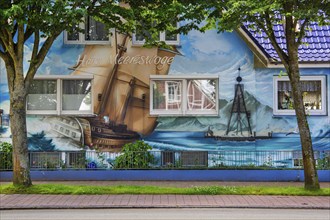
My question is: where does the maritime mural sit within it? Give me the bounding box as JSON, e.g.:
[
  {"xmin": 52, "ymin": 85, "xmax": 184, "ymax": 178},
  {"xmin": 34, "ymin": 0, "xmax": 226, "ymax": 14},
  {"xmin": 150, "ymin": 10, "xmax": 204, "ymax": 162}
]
[{"xmin": 0, "ymin": 29, "xmax": 329, "ymax": 153}]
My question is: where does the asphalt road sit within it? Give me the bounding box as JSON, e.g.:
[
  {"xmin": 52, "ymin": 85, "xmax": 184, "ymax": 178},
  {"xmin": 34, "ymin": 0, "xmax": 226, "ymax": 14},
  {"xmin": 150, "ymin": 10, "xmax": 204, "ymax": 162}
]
[{"xmin": 1, "ymin": 208, "xmax": 329, "ymax": 220}]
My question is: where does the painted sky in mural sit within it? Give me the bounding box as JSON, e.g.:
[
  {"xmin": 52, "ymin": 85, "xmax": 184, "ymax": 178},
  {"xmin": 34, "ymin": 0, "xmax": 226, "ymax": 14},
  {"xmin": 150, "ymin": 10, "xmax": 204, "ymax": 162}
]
[
  {"xmin": 151, "ymin": 29, "xmax": 329, "ymax": 151},
  {"xmin": 0, "ymin": 29, "xmax": 329, "ymax": 152},
  {"xmin": 0, "ymin": 36, "xmax": 84, "ymax": 113},
  {"xmin": 0, "ymin": 35, "xmax": 84, "ymax": 149}
]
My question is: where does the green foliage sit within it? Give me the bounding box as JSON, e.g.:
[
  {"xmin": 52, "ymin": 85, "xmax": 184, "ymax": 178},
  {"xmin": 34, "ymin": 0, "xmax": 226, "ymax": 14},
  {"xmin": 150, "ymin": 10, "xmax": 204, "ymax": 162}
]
[
  {"xmin": 278, "ymin": 70, "xmax": 287, "ymax": 77},
  {"xmin": 0, "ymin": 1, "xmax": 135, "ymax": 36},
  {"xmin": 0, "ymin": 141, "xmax": 12, "ymax": 152},
  {"xmin": 0, "ymin": 142, "xmax": 13, "ymax": 170},
  {"xmin": 317, "ymin": 156, "xmax": 330, "ymax": 170},
  {"xmin": 114, "ymin": 141, "xmax": 155, "ymax": 169},
  {"xmin": 197, "ymin": 0, "xmax": 329, "ymax": 33},
  {"xmin": 126, "ymin": 0, "xmax": 207, "ymax": 46},
  {"xmin": 0, "ymin": 183, "xmax": 329, "ymax": 196},
  {"xmin": 193, "ymin": 186, "xmax": 240, "ymax": 195}
]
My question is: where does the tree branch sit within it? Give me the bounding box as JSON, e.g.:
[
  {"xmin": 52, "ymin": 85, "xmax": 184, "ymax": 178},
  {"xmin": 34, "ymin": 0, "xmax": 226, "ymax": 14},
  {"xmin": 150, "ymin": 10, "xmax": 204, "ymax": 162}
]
[
  {"xmin": 0, "ymin": 28, "xmax": 16, "ymax": 60},
  {"xmin": 30, "ymin": 31, "xmax": 39, "ymax": 64},
  {"xmin": 296, "ymin": 18, "xmax": 309, "ymax": 46},
  {"xmin": 25, "ymin": 33, "xmax": 60, "ymax": 85},
  {"xmin": 5, "ymin": 59, "xmax": 16, "ymax": 95},
  {"xmin": 261, "ymin": 11, "xmax": 289, "ymax": 68}
]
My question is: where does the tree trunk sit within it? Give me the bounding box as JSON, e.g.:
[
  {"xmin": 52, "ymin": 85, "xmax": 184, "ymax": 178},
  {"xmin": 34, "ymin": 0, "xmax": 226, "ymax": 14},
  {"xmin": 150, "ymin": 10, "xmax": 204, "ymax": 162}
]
[
  {"xmin": 287, "ymin": 60, "xmax": 320, "ymax": 190},
  {"xmin": 9, "ymin": 76, "xmax": 32, "ymax": 186}
]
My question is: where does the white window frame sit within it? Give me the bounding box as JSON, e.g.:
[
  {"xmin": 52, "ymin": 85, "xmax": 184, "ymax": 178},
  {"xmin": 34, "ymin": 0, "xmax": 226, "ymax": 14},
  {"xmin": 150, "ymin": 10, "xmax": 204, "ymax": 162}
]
[
  {"xmin": 26, "ymin": 75, "xmax": 94, "ymax": 116},
  {"xmin": 132, "ymin": 23, "xmax": 180, "ymax": 46},
  {"xmin": 150, "ymin": 75, "xmax": 219, "ymax": 116},
  {"xmin": 273, "ymin": 75, "xmax": 327, "ymax": 116},
  {"xmin": 64, "ymin": 17, "xmax": 112, "ymax": 45}
]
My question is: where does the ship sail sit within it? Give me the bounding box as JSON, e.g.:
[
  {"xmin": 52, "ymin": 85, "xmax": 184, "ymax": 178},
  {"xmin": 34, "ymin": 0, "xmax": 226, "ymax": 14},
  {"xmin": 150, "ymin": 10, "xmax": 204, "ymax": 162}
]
[
  {"xmin": 69, "ymin": 32, "xmax": 178, "ymax": 151},
  {"xmin": 97, "ymin": 34, "xmax": 129, "ymax": 116}
]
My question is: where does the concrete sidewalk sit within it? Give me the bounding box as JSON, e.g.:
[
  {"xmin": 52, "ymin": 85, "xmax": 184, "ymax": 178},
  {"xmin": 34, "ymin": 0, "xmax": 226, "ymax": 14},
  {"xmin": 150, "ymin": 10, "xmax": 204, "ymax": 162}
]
[
  {"xmin": 1, "ymin": 194, "xmax": 329, "ymax": 210},
  {"xmin": 1, "ymin": 181, "xmax": 329, "ymax": 210}
]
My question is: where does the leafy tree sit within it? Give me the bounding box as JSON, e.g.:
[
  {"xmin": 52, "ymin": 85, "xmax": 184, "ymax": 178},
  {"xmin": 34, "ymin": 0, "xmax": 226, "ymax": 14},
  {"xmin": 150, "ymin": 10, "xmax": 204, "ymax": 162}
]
[
  {"xmin": 200, "ymin": 0, "xmax": 329, "ymax": 191},
  {"xmin": 127, "ymin": 0, "xmax": 329, "ymax": 190},
  {"xmin": 0, "ymin": 0, "xmax": 136, "ymax": 186}
]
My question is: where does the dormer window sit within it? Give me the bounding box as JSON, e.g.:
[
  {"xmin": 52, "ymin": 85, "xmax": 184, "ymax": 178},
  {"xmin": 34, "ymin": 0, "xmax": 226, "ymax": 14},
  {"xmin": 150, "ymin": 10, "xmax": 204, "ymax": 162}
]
[
  {"xmin": 132, "ymin": 22, "xmax": 180, "ymax": 45},
  {"xmin": 64, "ymin": 16, "xmax": 111, "ymax": 45}
]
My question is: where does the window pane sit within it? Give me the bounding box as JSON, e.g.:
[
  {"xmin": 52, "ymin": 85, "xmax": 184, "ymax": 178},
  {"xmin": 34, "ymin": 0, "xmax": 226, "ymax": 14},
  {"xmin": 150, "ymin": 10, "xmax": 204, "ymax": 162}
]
[
  {"xmin": 62, "ymin": 80, "xmax": 92, "ymax": 111},
  {"xmin": 27, "ymin": 80, "xmax": 57, "ymax": 110},
  {"xmin": 165, "ymin": 21, "xmax": 178, "ymax": 41},
  {"xmin": 67, "ymin": 24, "xmax": 80, "ymax": 41},
  {"xmin": 85, "ymin": 16, "xmax": 109, "ymax": 41},
  {"xmin": 187, "ymin": 80, "xmax": 216, "ymax": 110},
  {"xmin": 135, "ymin": 21, "xmax": 160, "ymax": 42},
  {"xmin": 277, "ymin": 80, "xmax": 322, "ymax": 110},
  {"xmin": 165, "ymin": 31, "xmax": 178, "ymax": 41},
  {"xmin": 277, "ymin": 81, "xmax": 294, "ymax": 110},
  {"xmin": 135, "ymin": 29, "xmax": 152, "ymax": 42},
  {"xmin": 152, "ymin": 80, "xmax": 182, "ymax": 110},
  {"xmin": 135, "ymin": 30, "xmax": 145, "ymax": 41},
  {"xmin": 302, "ymin": 81, "xmax": 322, "ymax": 110}
]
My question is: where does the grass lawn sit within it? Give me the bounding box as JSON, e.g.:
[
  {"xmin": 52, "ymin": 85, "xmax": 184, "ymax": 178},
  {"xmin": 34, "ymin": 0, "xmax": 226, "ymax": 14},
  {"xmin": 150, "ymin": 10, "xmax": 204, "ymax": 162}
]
[{"xmin": 0, "ymin": 184, "xmax": 329, "ymax": 196}]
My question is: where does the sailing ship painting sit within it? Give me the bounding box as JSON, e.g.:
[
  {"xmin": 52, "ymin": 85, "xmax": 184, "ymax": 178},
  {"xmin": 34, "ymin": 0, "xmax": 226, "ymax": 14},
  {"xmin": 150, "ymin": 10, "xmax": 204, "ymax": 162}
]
[
  {"xmin": 64, "ymin": 33, "xmax": 178, "ymax": 151},
  {"xmin": 1, "ymin": 27, "xmax": 329, "ymax": 154}
]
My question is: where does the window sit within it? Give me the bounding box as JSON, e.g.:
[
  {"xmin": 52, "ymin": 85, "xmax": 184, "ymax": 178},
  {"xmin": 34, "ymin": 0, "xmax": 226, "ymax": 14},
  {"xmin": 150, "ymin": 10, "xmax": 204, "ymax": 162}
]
[
  {"xmin": 62, "ymin": 79, "xmax": 92, "ymax": 113},
  {"xmin": 152, "ymin": 80, "xmax": 182, "ymax": 113},
  {"xmin": 27, "ymin": 75, "xmax": 93, "ymax": 115},
  {"xmin": 64, "ymin": 16, "xmax": 111, "ymax": 44},
  {"xmin": 273, "ymin": 76, "xmax": 327, "ymax": 115},
  {"xmin": 132, "ymin": 22, "xmax": 180, "ymax": 45},
  {"xmin": 150, "ymin": 75, "xmax": 218, "ymax": 116},
  {"xmin": 27, "ymin": 80, "xmax": 57, "ymax": 113}
]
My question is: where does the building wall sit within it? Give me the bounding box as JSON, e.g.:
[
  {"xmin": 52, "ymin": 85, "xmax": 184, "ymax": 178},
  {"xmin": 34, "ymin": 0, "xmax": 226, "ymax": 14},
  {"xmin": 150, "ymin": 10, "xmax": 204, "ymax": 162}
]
[{"xmin": 0, "ymin": 29, "xmax": 329, "ymax": 153}]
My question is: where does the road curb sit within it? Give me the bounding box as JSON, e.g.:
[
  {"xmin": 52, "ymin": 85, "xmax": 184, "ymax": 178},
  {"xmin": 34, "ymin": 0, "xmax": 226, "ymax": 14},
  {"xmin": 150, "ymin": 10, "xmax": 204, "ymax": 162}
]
[{"xmin": 1, "ymin": 205, "xmax": 329, "ymax": 210}]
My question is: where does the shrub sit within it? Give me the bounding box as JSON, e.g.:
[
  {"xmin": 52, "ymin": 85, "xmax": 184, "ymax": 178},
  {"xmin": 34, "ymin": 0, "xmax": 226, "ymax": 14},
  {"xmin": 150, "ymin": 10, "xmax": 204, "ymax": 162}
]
[
  {"xmin": 317, "ymin": 155, "xmax": 330, "ymax": 170},
  {"xmin": 114, "ymin": 141, "xmax": 154, "ymax": 169},
  {"xmin": 0, "ymin": 142, "xmax": 13, "ymax": 170}
]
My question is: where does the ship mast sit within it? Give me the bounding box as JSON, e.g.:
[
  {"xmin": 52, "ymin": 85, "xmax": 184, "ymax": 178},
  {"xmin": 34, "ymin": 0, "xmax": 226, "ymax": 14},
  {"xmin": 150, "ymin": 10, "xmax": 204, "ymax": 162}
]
[
  {"xmin": 117, "ymin": 78, "xmax": 136, "ymax": 124},
  {"xmin": 98, "ymin": 32, "xmax": 129, "ymax": 116}
]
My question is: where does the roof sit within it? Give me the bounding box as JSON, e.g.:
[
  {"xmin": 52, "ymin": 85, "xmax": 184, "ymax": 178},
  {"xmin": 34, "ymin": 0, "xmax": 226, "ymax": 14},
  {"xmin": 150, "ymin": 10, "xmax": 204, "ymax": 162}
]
[{"xmin": 242, "ymin": 21, "xmax": 330, "ymax": 63}]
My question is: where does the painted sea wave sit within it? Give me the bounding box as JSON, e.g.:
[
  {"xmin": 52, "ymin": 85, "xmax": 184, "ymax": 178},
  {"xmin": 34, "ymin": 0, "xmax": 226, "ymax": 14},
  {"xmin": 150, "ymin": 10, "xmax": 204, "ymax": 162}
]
[{"xmin": 145, "ymin": 130, "xmax": 330, "ymax": 152}]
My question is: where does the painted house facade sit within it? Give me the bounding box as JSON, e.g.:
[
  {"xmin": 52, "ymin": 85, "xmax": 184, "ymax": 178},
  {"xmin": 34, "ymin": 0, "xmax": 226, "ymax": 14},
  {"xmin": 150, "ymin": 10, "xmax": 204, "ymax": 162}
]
[{"xmin": 0, "ymin": 18, "xmax": 329, "ymax": 169}]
